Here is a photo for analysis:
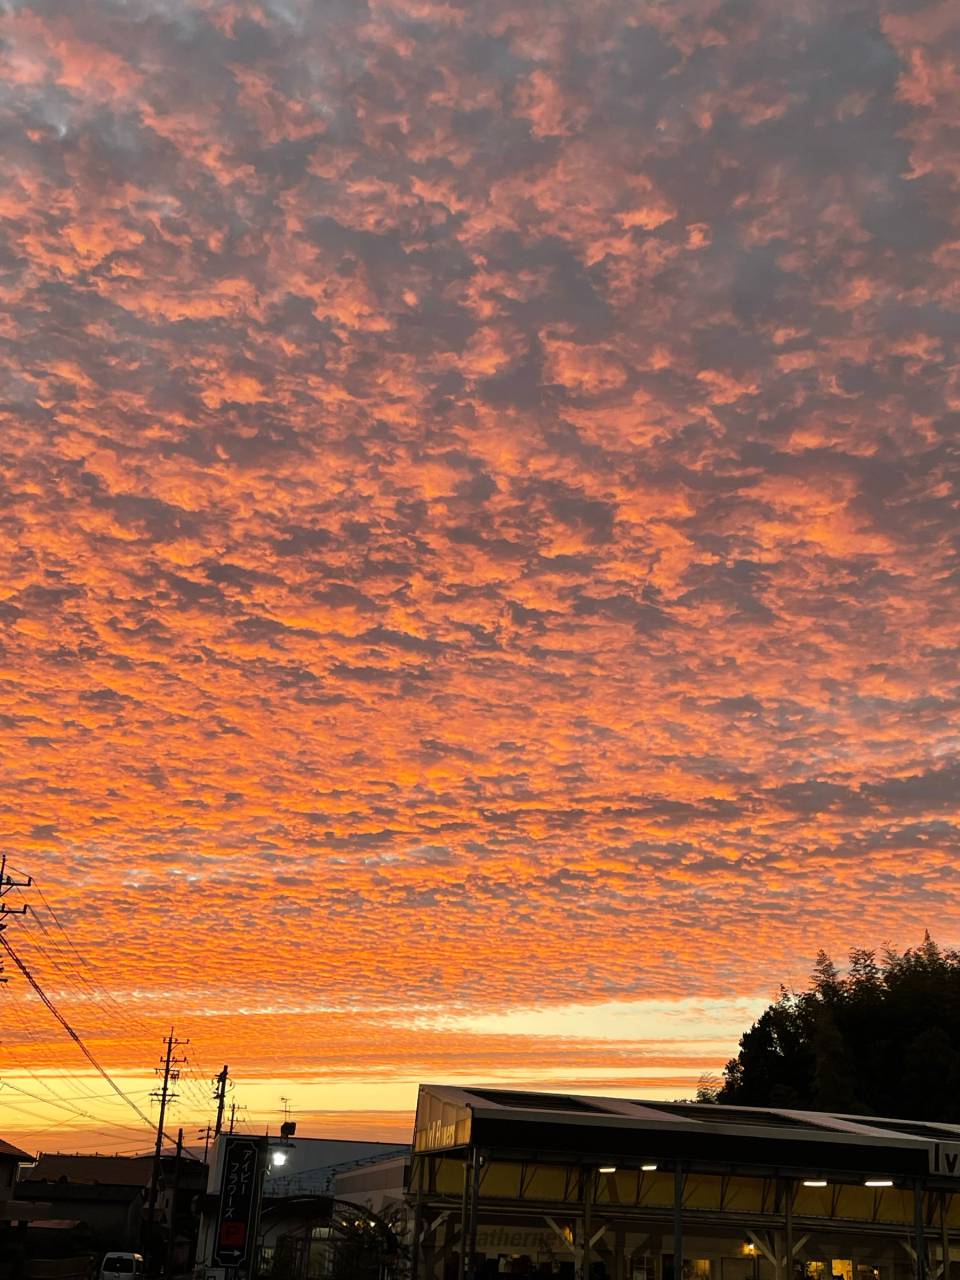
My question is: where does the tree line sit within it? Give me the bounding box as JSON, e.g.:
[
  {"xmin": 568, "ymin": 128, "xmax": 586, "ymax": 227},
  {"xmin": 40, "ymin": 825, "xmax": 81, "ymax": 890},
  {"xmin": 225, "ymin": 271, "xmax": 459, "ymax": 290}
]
[{"xmin": 708, "ymin": 934, "xmax": 960, "ymax": 1120}]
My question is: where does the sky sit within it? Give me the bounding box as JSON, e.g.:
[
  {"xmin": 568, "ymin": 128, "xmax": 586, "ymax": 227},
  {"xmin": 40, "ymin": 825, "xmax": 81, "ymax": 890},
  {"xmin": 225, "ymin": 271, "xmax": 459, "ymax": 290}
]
[{"xmin": 1, "ymin": 0, "xmax": 959, "ymax": 1154}]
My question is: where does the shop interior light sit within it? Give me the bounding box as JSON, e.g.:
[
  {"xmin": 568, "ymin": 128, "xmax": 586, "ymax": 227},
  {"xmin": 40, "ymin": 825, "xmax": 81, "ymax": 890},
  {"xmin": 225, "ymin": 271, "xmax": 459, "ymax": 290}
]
[
  {"xmin": 641, "ymin": 1163, "xmax": 658, "ymax": 1172},
  {"xmin": 598, "ymin": 1166, "xmax": 617, "ymax": 1174},
  {"xmin": 865, "ymin": 1179, "xmax": 893, "ymax": 1187},
  {"xmin": 803, "ymin": 1179, "xmax": 828, "ymax": 1187}
]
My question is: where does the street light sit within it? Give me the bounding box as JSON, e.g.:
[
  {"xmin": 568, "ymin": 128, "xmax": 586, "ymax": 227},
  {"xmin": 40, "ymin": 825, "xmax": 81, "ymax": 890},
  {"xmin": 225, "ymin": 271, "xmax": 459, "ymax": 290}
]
[{"xmin": 269, "ymin": 1121, "xmax": 297, "ymax": 1171}]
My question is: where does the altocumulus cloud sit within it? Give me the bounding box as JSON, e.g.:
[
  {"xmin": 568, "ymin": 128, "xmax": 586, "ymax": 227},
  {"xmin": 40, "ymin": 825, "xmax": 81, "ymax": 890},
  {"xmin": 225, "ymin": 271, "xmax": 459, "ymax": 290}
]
[{"xmin": 0, "ymin": 0, "xmax": 959, "ymax": 1095}]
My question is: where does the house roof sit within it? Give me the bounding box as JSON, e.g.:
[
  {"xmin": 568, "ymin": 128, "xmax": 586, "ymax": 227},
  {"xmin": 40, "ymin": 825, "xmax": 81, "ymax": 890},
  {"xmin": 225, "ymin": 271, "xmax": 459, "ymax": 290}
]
[
  {"xmin": 22, "ymin": 1154, "xmax": 154, "ymax": 1187},
  {"xmin": 412, "ymin": 1084, "xmax": 960, "ymax": 1182},
  {"xmin": 0, "ymin": 1138, "xmax": 33, "ymax": 1162}
]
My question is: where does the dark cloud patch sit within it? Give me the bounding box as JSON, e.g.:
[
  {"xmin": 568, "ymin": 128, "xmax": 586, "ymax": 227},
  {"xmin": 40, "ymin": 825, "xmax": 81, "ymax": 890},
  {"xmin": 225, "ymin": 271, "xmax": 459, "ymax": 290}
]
[{"xmin": 571, "ymin": 592, "xmax": 673, "ymax": 632}]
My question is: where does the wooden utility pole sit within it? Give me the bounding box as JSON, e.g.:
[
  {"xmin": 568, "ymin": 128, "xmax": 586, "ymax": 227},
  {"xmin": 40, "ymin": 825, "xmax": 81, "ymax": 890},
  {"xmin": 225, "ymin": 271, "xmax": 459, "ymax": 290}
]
[
  {"xmin": 0, "ymin": 856, "xmax": 31, "ymax": 982},
  {"xmin": 147, "ymin": 1030, "xmax": 188, "ymax": 1274},
  {"xmin": 213, "ymin": 1065, "xmax": 229, "ymax": 1136},
  {"xmin": 164, "ymin": 1128, "xmax": 184, "ymax": 1280},
  {"xmin": 197, "ymin": 1125, "xmax": 214, "ymax": 1165}
]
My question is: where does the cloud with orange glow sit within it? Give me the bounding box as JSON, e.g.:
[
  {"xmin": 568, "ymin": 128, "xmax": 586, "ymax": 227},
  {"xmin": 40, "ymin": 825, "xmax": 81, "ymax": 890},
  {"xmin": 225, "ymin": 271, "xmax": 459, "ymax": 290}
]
[{"xmin": 1, "ymin": 0, "xmax": 959, "ymax": 1150}]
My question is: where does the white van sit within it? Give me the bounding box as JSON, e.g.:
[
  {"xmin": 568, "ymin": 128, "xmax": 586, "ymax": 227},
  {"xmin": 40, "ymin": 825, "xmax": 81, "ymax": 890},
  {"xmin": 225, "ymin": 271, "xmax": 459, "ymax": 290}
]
[{"xmin": 100, "ymin": 1253, "xmax": 145, "ymax": 1280}]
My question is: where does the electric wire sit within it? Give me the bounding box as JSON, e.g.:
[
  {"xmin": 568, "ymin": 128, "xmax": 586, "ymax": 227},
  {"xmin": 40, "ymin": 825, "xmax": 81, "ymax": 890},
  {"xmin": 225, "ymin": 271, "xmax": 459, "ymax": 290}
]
[
  {"xmin": 4, "ymin": 869, "xmax": 224, "ymax": 1148},
  {"xmin": 13, "ymin": 874, "xmax": 221, "ymax": 1119},
  {"xmin": 0, "ymin": 935, "xmax": 201, "ymax": 1158},
  {"xmin": 0, "ymin": 981, "xmax": 114, "ymax": 1105}
]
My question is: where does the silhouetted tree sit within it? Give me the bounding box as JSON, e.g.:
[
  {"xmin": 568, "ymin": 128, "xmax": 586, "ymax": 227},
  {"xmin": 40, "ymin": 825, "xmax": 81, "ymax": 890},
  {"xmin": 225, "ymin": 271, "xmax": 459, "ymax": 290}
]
[
  {"xmin": 718, "ymin": 936, "xmax": 960, "ymax": 1119},
  {"xmin": 695, "ymin": 1073, "xmax": 721, "ymax": 1103}
]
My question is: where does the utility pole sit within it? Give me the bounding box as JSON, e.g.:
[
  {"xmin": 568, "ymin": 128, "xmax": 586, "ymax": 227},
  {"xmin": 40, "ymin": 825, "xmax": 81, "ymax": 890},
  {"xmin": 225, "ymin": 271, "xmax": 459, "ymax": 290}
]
[
  {"xmin": 0, "ymin": 857, "xmax": 31, "ymax": 910},
  {"xmin": 0, "ymin": 856, "xmax": 31, "ymax": 983},
  {"xmin": 213, "ymin": 1065, "xmax": 229, "ymax": 1137},
  {"xmin": 147, "ymin": 1030, "xmax": 188, "ymax": 1275},
  {"xmin": 197, "ymin": 1125, "xmax": 214, "ymax": 1166},
  {"xmin": 228, "ymin": 1100, "xmax": 237, "ymax": 1134},
  {"xmin": 164, "ymin": 1128, "xmax": 183, "ymax": 1280}
]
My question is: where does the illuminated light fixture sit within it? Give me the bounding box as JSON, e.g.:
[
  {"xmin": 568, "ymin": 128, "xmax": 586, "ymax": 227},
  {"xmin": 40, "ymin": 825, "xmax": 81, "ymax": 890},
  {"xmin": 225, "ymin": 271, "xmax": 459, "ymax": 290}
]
[
  {"xmin": 865, "ymin": 1178, "xmax": 893, "ymax": 1188},
  {"xmin": 803, "ymin": 1179, "xmax": 828, "ymax": 1187},
  {"xmin": 270, "ymin": 1149, "xmax": 289, "ymax": 1167},
  {"xmin": 641, "ymin": 1163, "xmax": 658, "ymax": 1172},
  {"xmin": 598, "ymin": 1166, "xmax": 617, "ymax": 1174}
]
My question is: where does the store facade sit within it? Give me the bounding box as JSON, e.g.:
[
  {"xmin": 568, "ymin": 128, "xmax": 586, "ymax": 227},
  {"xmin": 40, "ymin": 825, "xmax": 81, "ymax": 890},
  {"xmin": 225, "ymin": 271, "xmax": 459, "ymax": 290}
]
[{"xmin": 408, "ymin": 1087, "xmax": 960, "ymax": 1280}]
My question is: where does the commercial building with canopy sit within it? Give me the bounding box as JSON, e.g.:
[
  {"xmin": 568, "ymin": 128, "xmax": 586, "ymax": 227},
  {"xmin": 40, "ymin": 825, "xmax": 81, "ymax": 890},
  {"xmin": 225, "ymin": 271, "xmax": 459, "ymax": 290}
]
[{"xmin": 408, "ymin": 1085, "xmax": 960, "ymax": 1280}]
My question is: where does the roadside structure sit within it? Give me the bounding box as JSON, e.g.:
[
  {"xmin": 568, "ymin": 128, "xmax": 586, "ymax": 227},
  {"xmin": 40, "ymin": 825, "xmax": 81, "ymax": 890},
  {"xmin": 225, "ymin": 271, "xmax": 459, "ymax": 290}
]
[
  {"xmin": 15, "ymin": 1150, "xmax": 206, "ymax": 1264},
  {"xmin": 407, "ymin": 1085, "xmax": 960, "ymax": 1280},
  {"xmin": 196, "ymin": 1133, "xmax": 406, "ymax": 1280},
  {"xmin": 0, "ymin": 1137, "xmax": 33, "ymax": 1220},
  {"xmin": 17, "ymin": 1154, "xmax": 155, "ymax": 1251}
]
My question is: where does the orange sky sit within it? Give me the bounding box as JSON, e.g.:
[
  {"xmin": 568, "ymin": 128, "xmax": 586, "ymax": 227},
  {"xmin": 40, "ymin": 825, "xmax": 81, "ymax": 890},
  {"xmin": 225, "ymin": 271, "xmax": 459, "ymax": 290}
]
[{"xmin": 1, "ymin": 0, "xmax": 960, "ymax": 1155}]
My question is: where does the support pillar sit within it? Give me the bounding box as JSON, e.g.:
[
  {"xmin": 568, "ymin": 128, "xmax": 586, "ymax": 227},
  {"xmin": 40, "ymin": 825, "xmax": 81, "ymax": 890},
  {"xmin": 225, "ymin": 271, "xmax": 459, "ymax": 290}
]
[
  {"xmin": 467, "ymin": 1147, "xmax": 481, "ymax": 1280},
  {"xmin": 785, "ymin": 1179, "xmax": 794, "ymax": 1280},
  {"xmin": 458, "ymin": 1155, "xmax": 471, "ymax": 1280},
  {"xmin": 917, "ymin": 1181, "xmax": 928, "ymax": 1280},
  {"xmin": 943, "ymin": 1192, "xmax": 951, "ymax": 1280},
  {"xmin": 673, "ymin": 1165, "xmax": 685, "ymax": 1280},
  {"xmin": 584, "ymin": 1168, "xmax": 594, "ymax": 1280},
  {"xmin": 614, "ymin": 1226, "xmax": 626, "ymax": 1280},
  {"xmin": 410, "ymin": 1186, "xmax": 424, "ymax": 1280}
]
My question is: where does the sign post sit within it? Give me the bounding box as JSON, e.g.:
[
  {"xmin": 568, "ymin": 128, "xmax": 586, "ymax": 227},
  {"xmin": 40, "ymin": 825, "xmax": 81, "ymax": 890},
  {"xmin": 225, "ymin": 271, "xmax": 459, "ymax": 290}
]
[{"xmin": 212, "ymin": 1136, "xmax": 266, "ymax": 1275}]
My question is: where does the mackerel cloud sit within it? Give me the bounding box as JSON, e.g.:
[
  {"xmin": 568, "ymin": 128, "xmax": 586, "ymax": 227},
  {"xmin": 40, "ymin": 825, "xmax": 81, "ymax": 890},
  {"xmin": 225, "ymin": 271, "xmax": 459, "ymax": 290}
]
[{"xmin": 1, "ymin": 0, "xmax": 959, "ymax": 1073}]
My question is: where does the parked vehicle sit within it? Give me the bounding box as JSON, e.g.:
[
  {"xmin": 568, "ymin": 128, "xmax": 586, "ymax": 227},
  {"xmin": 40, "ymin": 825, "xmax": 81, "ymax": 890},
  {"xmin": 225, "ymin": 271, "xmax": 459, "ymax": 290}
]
[{"xmin": 98, "ymin": 1255, "xmax": 143, "ymax": 1280}]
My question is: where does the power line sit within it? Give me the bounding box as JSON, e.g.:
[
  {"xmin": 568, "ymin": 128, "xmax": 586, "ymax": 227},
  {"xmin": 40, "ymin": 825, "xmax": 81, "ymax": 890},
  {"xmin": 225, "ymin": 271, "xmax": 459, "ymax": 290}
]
[
  {"xmin": 11, "ymin": 875, "xmax": 218, "ymax": 1118},
  {"xmin": 0, "ymin": 935, "xmax": 186, "ymax": 1149},
  {"xmin": 1, "ymin": 973, "xmax": 115, "ymax": 1103},
  {"xmin": 0, "ymin": 1082, "xmax": 155, "ymax": 1132},
  {"xmin": 2, "ymin": 869, "xmax": 220, "ymax": 1154}
]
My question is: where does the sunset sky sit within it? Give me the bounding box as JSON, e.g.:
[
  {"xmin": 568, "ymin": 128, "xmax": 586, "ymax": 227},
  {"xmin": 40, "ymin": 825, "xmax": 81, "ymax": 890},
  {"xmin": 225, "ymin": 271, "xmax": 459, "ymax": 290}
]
[{"xmin": 2, "ymin": 0, "xmax": 959, "ymax": 1155}]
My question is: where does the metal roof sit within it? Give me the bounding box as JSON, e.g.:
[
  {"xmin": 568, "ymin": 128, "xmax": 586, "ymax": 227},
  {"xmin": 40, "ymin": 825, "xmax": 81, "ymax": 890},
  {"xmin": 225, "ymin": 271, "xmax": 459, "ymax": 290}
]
[{"xmin": 412, "ymin": 1085, "xmax": 960, "ymax": 1180}]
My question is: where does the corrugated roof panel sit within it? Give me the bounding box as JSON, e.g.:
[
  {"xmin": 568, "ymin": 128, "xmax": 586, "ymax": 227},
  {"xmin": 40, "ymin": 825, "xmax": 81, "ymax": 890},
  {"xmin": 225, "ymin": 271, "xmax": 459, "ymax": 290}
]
[{"xmin": 467, "ymin": 1089, "xmax": 616, "ymax": 1113}]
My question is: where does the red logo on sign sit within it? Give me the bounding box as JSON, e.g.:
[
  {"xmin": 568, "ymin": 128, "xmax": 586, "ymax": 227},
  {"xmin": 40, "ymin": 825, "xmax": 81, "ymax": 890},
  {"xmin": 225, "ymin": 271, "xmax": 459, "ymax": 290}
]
[{"xmin": 219, "ymin": 1223, "xmax": 247, "ymax": 1247}]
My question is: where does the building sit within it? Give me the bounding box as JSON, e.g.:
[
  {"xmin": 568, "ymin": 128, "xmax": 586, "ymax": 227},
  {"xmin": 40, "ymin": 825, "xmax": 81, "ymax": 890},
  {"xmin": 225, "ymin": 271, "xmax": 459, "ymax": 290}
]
[
  {"xmin": 0, "ymin": 1137, "xmax": 33, "ymax": 1220},
  {"xmin": 262, "ymin": 1137, "xmax": 409, "ymax": 1198},
  {"xmin": 335, "ymin": 1152, "xmax": 409, "ymax": 1216},
  {"xmin": 17, "ymin": 1154, "xmax": 154, "ymax": 1251},
  {"xmin": 407, "ymin": 1085, "xmax": 960, "ymax": 1280},
  {"xmin": 197, "ymin": 1134, "xmax": 407, "ymax": 1280},
  {"xmin": 15, "ymin": 1150, "xmax": 206, "ymax": 1262}
]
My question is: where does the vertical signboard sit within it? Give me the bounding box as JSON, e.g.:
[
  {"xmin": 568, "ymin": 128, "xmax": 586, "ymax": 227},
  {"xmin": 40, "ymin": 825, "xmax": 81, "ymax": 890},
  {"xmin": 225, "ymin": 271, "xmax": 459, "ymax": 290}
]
[{"xmin": 213, "ymin": 1135, "xmax": 265, "ymax": 1269}]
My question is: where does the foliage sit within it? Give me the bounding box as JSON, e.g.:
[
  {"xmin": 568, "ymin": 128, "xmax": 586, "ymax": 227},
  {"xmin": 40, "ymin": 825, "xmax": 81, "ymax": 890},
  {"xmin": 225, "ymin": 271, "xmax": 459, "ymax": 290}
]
[{"xmin": 717, "ymin": 935, "xmax": 960, "ymax": 1119}]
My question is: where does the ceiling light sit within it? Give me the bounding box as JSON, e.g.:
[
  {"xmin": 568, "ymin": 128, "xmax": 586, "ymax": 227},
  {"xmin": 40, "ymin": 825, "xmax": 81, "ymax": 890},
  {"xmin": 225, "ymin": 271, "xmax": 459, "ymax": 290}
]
[
  {"xmin": 598, "ymin": 1166, "xmax": 617, "ymax": 1174},
  {"xmin": 803, "ymin": 1180, "xmax": 827, "ymax": 1187},
  {"xmin": 641, "ymin": 1163, "xmax": 658, "ymax": 1172},
  {"xmin": 865, "ymin": 1179, "xmax": 893, "ymax": 1188}
]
